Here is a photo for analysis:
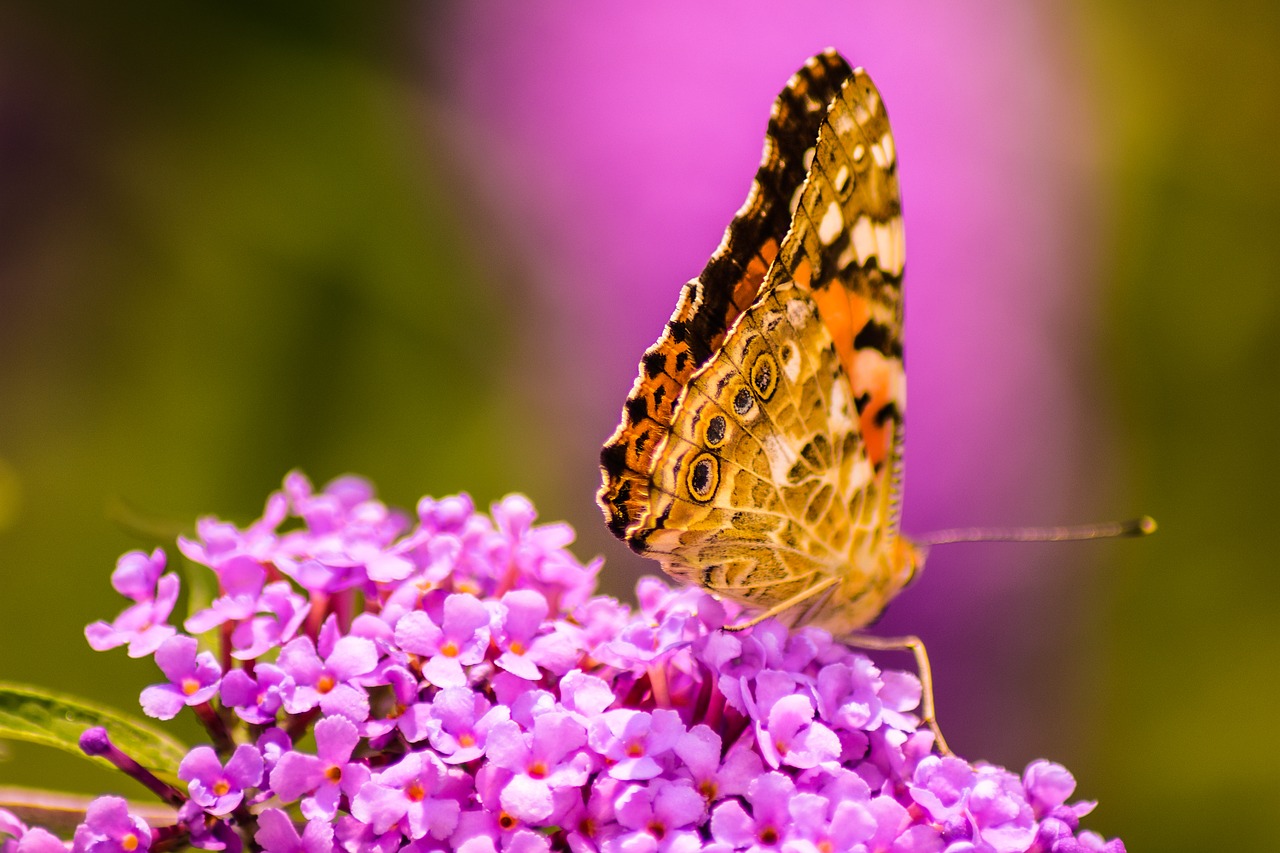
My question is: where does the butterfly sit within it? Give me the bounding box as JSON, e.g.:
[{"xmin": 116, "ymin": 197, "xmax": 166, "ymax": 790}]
[
  {"xmin": 597, "ymin": 51, "xmax": 1156, "ymax": 754},
  {"xmin": 599, "ymin": 50, "xmax": 917, "ymax": 637}
]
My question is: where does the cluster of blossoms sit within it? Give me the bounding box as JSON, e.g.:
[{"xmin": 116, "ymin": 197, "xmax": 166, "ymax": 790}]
[{"xmin": 1, "ymin": 473, "xmax": 1123, "ymax": 852}]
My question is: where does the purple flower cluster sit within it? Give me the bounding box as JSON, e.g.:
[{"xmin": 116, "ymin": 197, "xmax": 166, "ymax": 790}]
[{"xmin": 1, "ymin": 474, "xmax": 1124, "ymax": 852}]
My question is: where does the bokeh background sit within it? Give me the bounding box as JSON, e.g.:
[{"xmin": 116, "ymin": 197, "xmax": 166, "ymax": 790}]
[{"xmin": 1, "ymin": 2, "xmax": 1276, "ymax": 849}]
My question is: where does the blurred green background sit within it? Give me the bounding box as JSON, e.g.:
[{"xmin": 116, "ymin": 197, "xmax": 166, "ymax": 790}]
[{"xmin": 0, "ymin": 2, "xmax": 1276, "ymax": 850}]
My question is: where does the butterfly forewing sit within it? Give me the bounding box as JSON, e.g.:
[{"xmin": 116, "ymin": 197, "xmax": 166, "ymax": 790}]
[
  {"xmin": 599, "ymin": 51, "xmax": 919, "ymax": 634},
  {"xmin": 598, "ymin": 51, "xmax": 857, "ymax": 542}
]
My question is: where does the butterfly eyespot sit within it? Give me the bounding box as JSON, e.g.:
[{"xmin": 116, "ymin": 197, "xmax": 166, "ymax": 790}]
[
  {"xmin": 705, "ymin": 414, "xmax": 727, "ymax": 448},
  {"xmin": 687, "ymin": 453, "xmax": 720, "ymax": 502},
  {"xmin": 732, "ymin": 387, "xmax": 754, "ymax": 415},
  {"xmin": 751, "ymin": 353, "xmax": 779, "ymax": 401}
]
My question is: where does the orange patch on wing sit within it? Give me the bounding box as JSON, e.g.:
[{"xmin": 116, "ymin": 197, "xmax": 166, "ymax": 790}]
[
  {"xmin": 734, "ymin": 239, "xmax": 779, "ymax": 312},
  {"xmin": 810, "ymin": 287, "xmax": 870, "ymax": 381},
  {"xmin": 853, "ymin": 351, "xmax": 897, "ymax": 469},
  {"xmin": 791, "ymin": 257, "xmax": 813, "ymax": 289}
]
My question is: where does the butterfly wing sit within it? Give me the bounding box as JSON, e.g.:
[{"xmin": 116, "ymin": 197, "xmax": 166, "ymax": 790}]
[
  {"xmin": 598, "ymin": 51, "xmax": 857, "ymax": 541},
  {"xmin": 601, "ymin": 52, "xmax": 918, "ymax": 633}
]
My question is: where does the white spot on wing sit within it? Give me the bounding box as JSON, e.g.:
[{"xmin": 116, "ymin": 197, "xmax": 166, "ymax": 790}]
[
  {"xmin": 762, "ymin": 434, "xmax": 799, "ymax": 484},
  {"xmin": 786, "ymin": 298, "xmax": 811, "ymax": 327},
  {"xmin": 880, "ymin": 132, "xmax": 895, "ymax": 167},
  {"xmin": 818, "ymin": 202, "xmax": 843, "ymax": 245},
  {"xmin": 828, "ymin": 379, "xmax": 854, "ymax": 433},
  {"xmin": 780, "ymin": 340, "xmax": 800, "ymax": 382},
  {"xmin": 834, "ymin": 164, "xmax": 850, "ymax": 192},
  {"xmin": 851, "ymin": 216, "xmax": 876, "ymax": 265},
  {"xmin": 831, "ymin": 110, "xmax": 854, "ymax": 137},
  {"xmin": 847, "ymin": 456, "xmax": 873, "ymax": 491},
  {"xmin": 837, "ymin": 244, "xmax": 854, "ymax": 271},
  {"xmin": 875, "ymin": 219, "xmax": 904, "ymax": 275}
]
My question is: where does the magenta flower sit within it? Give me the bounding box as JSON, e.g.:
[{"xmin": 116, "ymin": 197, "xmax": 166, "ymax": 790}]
[
  {"xmin": 178, "ymin": 744, "xmax": 263, "ymax": 816},
  {"xmin": 485, "ymin": 711, "xmax": 593, "ymax": 822},
  {"xmin": 138, "ymin": 635, "xmax": 221, "ymax": 720},
  {"xmin": 68, "ymin": 475, "xmax": 1125, "ymax": 853},
  {"xmin": 219, "ymin": 663, "xmax": 289, "ymax": 725},
  {"xmin": 269, "ymin": 716, "xmax": 368, "ymax": 821},
  {"xmin": 753, "ymin": 692, "xmax": 840, "ymax": 770},
  {"xmin": 709, "ymin": 772, "xmax": 798, "ymax": 851},
  {"xmin": 70, "ymin": 797, "xmax": 151, "ymax": 853},
  {"xmin": 84, "ymin": 549, "xmax": 178, "ymax": 659},
  {"xmin": 589, "ymin": 708, "xmax": 685, "ymax": 781},
  {"xmin": 416, "ymin": 685, "xmax": 511, "ymax": 764},
  {"xmin": 394, "ymin": 593, "xmax": 491, "ymax": 688},
  {"xmin": 277, "ymin": 624, "xmax": 378, "ymax": 721},
  {"xmin": 0, "ymin": 809, "xmax": 67, "ymax": 853},
  {"xmin": 350, "ymin": 752, "xmax": 461, "ymax": 842},
  {"xmin": 610, "ymin": 781, "xmax": 706, "ymax": 853},
  {"xmin": 253, "ymin": 809, "xmax": 333, "ymax": 853}
]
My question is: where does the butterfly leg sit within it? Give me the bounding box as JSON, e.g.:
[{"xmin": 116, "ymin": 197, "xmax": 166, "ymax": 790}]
[
  {"xmin": 847, "ymin": 633, "xmax": 951, "ymax": 756},
  {"xmin": 722, "ymin": 576, "xmax": 841, "ymax": 632}
]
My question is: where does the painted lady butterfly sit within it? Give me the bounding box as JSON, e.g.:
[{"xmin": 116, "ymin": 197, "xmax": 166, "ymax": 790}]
[{"xmin": 600, "ymin": 50, "xmax": 914, "ymax": 636}]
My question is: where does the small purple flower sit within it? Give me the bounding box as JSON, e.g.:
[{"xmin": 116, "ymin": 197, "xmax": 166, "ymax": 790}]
[
  {"xmin": 183, "ymin": 555, "xmax": 268, "ymax": 633},
  {"xmin": 138, "ymin": 636, "xmax": 221, "ymax": 720},
  {"xmin": 70, "ymin": 797, "xmax": 150, "ymax": 853},
  {"xmin": 754, "ymin": 692, "xmax": 840, "ymax": 770},
  {"xmin": 784, "ymin": 787, "xmax": 881, "ymax": 853},
  {"xmin": 416, "ymin": 686, "xmax": 511, "ymax": 763},
  {"xmin": 709, "ymin": 772, "xmax": 795, "ymax": 851},
  {"xmin": 178, "ymin": 744, "xmax": 263, "ymax": 816},
  {"xmin": 277, "ymin": 630, "xmax": 378, "ymax": 721},
  {"xmin": 491, "ymin": 590, "xmax": 550, "ymax": 681},
  {"xmin": 672, "ymin": 726, "xmax": 761, "ymax": 803},
  {"xmin": 911, "ymin": 755, "xmax": 977, "ymax": 821},
  {"xmin": 589, "ymin": 708, "xmax": 685, "ymax": 781},
  {"xmin": 394, "ymin": 593, "xmax": 491, "ymax": 688},
  {"xmin": 253, "ymin": 809, "xmax": 333, "ymax": 853},
  {"xmin": 84, "ymin": 550, "xmax": 178, "ymax": 659},
  {"xmin": 0, "ymin": 809, "xmax": 67, "ymax": 853},
  {"xmin": 485, "ymin": 712, "xmax": 592, "ymax": 822},
  {"xmin": 219, "ymin": 664, "xmax": 289, "ymax": 725},
  {"xmin": 350, "ymin": 752, "xmax": 461, "ymax": 841},
  {"xmin": 608, "ymin": 781, "xmax": 706, "ymax": 853},
  {"xmin": 270, "ymin": 716, "xmax": 367, "ymax": 821},
  {"xmin": 966, "ymin": 767, "xmax": 1037, "ymax": 852}
]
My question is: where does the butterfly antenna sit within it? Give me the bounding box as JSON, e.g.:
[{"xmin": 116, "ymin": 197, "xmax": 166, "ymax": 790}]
[{"xmin": 917, "ymin": 515, "xmax": 1156, "ymax": 546}]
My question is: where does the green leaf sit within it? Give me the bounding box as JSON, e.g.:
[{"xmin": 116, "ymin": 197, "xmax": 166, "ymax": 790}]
[{"xmin": 0, "ymin": 683, "xmax": 188, "ymax": 778}]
